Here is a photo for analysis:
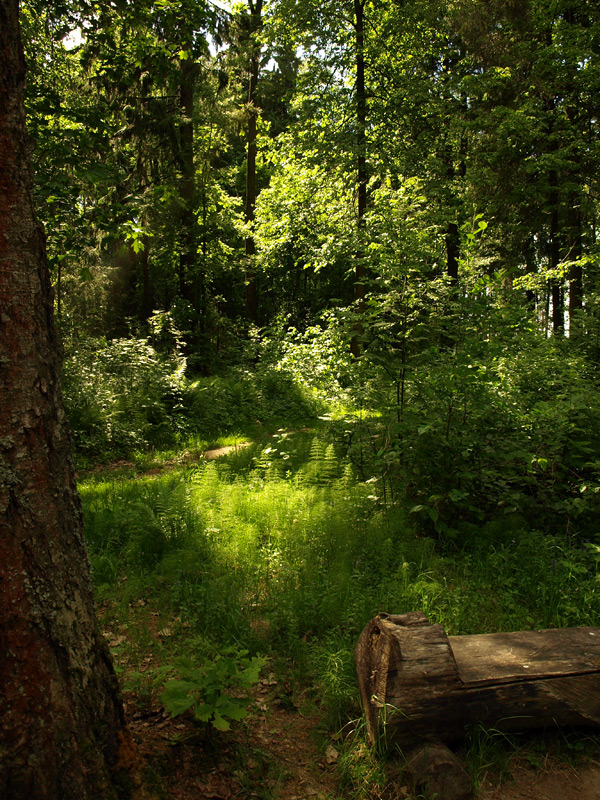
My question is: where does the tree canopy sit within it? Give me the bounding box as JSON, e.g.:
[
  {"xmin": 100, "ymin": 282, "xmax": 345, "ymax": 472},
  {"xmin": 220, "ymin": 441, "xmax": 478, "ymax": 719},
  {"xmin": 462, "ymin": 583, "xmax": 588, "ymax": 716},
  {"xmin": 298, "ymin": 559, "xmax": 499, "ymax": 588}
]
[{"xmin": 15, "ymin": 0, "xmax": 600, "ymax": 537}]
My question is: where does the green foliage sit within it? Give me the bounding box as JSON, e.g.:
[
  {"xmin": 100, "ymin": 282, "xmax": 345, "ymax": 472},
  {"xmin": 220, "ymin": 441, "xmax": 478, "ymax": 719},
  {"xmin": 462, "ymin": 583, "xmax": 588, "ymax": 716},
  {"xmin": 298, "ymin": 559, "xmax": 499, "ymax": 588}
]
[
  {"xmin": 82, "ymin": 473, "xmax": 199, "ymax": 585},
  {"xmin": 81, "ymin": 428, "xmax": 600, "ymax": 724},
  {"xmin": 62, "ymin": 328, "xmax": 330, "ymax": 461},
  {"xmin": 335, "ymin": 727, "xmax": 389, "ymax": 800},
  {"xmin": 464, "ymin": 725, "xmax": 518, "ymax": 793},
  {"xmin": 184, "ymin": 365, "xmax": 323, "ymax": 435},
  {"xmin": 262, "ymin": 314, "xmax": 357, "ymax": 407},
  {"xmin": 160, "ymin": 646, "xmax": 266, "ymax": 731},
  {"xmin": 63, "ymin": 335, "xmax": 187, "ymax": 456},
  {"xmin": 19, "ymin": 0, "xmax": 600, "ymax": 791},
  {"xmin": 350, "ymin": 260, "xmax": 600, "ymax": 543}
]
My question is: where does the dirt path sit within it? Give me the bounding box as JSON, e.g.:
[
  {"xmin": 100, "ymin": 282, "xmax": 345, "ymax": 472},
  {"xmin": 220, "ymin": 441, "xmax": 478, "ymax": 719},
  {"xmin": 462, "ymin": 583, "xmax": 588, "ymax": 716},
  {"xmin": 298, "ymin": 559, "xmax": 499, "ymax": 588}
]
[
  {"xmin": 478, "ymin": 761, "xmax": 600, "ymax": 800},
  {"xmin": 203, "ymin": 442, "xmax": 251, "ymax": 460}
]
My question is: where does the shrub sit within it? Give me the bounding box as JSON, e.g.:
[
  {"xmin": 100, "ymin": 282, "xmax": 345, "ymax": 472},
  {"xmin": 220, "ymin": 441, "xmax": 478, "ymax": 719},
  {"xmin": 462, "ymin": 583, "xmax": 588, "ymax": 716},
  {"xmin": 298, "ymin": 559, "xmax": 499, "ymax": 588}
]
[{"xmin": 63, "ymin": 335, "xmax": 187, "ymax": 456}]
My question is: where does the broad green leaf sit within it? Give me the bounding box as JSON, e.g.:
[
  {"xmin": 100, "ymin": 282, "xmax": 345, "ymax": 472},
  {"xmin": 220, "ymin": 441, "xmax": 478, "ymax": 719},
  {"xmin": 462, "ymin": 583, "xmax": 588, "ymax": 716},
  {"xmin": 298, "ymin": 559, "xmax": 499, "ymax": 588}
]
[{"xmin": 212, "ymin": 712, "xmax": 230, "ymax": 731}]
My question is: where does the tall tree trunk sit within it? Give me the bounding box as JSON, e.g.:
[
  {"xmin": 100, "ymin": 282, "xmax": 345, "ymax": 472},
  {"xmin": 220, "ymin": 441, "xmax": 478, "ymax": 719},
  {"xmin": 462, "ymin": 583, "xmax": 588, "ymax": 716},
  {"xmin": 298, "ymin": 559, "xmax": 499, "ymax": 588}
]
[
  {"xmin": 524, "ymin": 236, "xmax": 537, "ymax": 311},
  {"xmin": 108, "ymin": 238, "xmax": 137, "ymax": 336},
  {"xmin": 549, "ymin": 168, "xmax": 563, "ymax": 334},
  {"xmin": 350, "ymin": 0, "xmax": 367, "ymax": 357},
  {"xmin": 141, "ymin": 234, "xmax": 153, "ymax": 320},
  {"xmin": 179, "ymin": 47, "xmax": 196, "ymax": 303},
  {"xmin": 440, "ymin": 126, "xmax": 464, "ymax": 350},
  {"xmin": 244, "ymin": 0, "xmax": 262, "ymax": 325},
  {"xmin": 0, "ymin": 3, "xmax": 131, "ymax": 797},
  {"xmin": 568, "ymin": 196, "xmax": 583, "ymax": 328},
  {"xmin": 445, "ymin": 221, "xmax": 460, "ymax": 284}
]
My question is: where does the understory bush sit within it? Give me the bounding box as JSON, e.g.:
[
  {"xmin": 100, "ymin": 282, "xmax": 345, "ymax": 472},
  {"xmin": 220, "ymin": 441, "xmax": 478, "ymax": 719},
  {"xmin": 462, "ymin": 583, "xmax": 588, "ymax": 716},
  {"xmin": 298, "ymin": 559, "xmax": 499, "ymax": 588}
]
[
  {"xmin": 63, "ymin": 335, "xmax": 187, "ymax": 456},
  {"xmin": 356, "ymin": 332, "xmax": 600, "ymax": 543},
  {"xmin": 63, "ymin": 336, "xmax": 325, "ymax": 459},
  {"xmin": 184, "ymin": 365, "xmax": 324, "ymax": 435}
]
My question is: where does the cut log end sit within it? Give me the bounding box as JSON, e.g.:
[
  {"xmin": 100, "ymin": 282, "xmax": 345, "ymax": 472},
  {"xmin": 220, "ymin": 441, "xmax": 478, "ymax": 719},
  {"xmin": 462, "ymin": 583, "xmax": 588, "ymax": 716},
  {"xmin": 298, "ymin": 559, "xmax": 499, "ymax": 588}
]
[{"xmin": 355, "ymin": 612, "xmax": 431, "ymax": 743}]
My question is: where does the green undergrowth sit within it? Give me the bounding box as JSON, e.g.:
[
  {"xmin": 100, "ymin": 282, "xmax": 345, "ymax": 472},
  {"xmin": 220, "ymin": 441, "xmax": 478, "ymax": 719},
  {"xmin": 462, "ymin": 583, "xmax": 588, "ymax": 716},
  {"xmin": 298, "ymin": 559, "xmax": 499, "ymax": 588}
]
[
  {"xmin": 81, "ymin": 431, "xmax": 600, "ymax": 738},
  {"xmin": 64, "ymin": 332, "xmax": 325, "ymax": 465}
]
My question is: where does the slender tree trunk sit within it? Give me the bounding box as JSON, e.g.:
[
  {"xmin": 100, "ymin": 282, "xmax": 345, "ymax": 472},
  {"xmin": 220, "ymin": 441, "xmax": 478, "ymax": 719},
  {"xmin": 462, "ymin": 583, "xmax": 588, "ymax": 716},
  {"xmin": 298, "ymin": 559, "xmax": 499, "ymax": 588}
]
[
  {"xmin": 56, "ymin": 255, "xmax": 62, "ymax": 319},
  {"xmin": 561, "ymin": 24, "xmax": 584, "ymax": 331},
  {"xmin": 524, "ymin": 236, "xmax": 537, "ymax": 311},
  {"xmin": 141, "ymin": 234, "xmax": 152, "ymax": 319},
  {"xmin": 549, "ymin": 168, "xmax": 563, "ymax": 334},
  {"xmin": 440, "ymin": 129, "xmax": 464, "ymax": 349},
  {"xmin": 568, "ymin": 197, "xmax": 583, "ymax": 327},
  {"xmin": 200, "ymin": 156, "xmax": 210, "ymax": 334},
  {"xmin": 179, "ymin": 47, "xmax": 196, "ymax": 303},
  {"xmin": 244, "ymin": 0, "xmax": 262, "ymax": 325},
  {"xmin": 440, "ymin": 215, "xmax": 459, "ymax": 349},
  {"xmin": 0, "ymin": 3, "xmax": 131, "ymax": 796},
  {"xmin": 350, "ymin": 0, "xmax": 367, "ymax": 357},
  {"xmin": 108, "ymin": 238, "xmax": 137, "ymax": 336},
  {"xmin": 445, "ymin": 221, "xmax": 460, "ymax": 284},
  {"xmin": 544, "ymin": 78, "xmax": 563, "ymax": 335}
]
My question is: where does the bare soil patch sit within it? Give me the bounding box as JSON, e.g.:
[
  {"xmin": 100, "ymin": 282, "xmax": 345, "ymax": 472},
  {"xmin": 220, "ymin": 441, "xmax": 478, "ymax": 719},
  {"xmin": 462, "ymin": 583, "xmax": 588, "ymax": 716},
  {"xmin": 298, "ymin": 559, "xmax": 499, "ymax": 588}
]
[
  {"xmin": 203, "ymin": 442, "xmax": 252, "ymax": 460},
  {"xmin": 477, "ymin": 759, "xmax": 600, "ymax": 800},
  {"xmin": 126, "ymin": 680, "xmax": 339, "ymax": 800}
]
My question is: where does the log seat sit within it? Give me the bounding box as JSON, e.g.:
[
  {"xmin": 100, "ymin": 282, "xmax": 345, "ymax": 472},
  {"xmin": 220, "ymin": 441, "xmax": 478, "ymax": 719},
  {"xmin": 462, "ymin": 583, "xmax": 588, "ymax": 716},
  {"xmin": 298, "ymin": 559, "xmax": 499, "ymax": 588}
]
[{"xmin": 355, "ymin": 611, "xmax": 600, "ymax": 747}]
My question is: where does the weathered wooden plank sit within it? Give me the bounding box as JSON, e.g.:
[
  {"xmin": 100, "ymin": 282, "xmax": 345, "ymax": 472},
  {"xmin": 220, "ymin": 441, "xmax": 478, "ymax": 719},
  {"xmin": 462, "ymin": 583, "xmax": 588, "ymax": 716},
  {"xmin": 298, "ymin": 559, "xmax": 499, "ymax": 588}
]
[
  {"xmin": 355, "ymin": 613, "xmax": 600, "ymax": 747},
  {"xmin": 449, "ymin": 627, "xmax": 600, "ymax": 686}
]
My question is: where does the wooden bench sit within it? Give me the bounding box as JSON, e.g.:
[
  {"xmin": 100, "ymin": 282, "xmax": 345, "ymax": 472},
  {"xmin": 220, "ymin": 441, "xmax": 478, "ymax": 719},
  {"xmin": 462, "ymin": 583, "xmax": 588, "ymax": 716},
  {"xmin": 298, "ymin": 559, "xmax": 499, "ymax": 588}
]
[{"xmin": 355, "ymin": 611, "xmax": 600, "ymax": 747}]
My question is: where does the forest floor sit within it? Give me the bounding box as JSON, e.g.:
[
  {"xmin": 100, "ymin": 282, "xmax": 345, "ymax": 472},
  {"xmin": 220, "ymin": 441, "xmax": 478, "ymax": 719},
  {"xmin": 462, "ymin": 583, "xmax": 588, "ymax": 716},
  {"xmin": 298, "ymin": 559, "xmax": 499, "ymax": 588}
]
[
  {"xmin": 477, "ymin": 762, "xmax": 600, "ymax": 800},
  {"xmin": 108, "ymin": 569, "xmax": 600, "ymax": 800},
  {"xmin": 91, "ymin": 442, "xmax": 600, "ymax": 800},
  {"xmin": 125, "ymin": 680, "xmax": 339, "ymax": 800},
  {"xmin": 121, "ymin": 659, "xmax": 600, "ymax": 800}
]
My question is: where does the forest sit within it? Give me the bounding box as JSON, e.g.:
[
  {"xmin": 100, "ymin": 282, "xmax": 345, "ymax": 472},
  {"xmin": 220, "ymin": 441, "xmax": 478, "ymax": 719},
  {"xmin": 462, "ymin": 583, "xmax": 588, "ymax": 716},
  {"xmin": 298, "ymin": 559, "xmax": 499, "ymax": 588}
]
[{"xmin": 9, "ymin": 0, "xmax": 600, "ymax": 796}]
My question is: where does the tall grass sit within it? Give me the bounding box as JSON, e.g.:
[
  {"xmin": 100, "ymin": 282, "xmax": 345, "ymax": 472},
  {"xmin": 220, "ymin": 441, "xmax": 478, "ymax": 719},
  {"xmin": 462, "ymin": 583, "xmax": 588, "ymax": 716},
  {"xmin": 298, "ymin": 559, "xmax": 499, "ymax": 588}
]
[{"xmin": 80, "ymin": 432, "xmax": 600, "ymax": 731}]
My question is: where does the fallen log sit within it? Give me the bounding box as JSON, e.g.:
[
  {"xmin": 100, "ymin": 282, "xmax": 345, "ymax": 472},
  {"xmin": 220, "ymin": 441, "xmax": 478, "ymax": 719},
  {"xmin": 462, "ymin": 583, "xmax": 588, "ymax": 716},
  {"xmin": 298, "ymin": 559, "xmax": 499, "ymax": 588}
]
[{"xmin": 355, "ymin": 611, "xmax": 600, "ymax": 747}]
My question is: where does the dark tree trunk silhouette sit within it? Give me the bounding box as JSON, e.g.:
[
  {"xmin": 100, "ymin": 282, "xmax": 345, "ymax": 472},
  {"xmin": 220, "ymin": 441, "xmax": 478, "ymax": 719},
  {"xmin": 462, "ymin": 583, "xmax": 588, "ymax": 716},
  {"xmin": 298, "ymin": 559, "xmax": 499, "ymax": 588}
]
[
  {"xmin": 350, "ymin": 0, "xmax": 368, "ymax": 357},
  {"xmin": 568, "ymin": 198, "xmax": 583, "ymax": 324},
  {"xmin": 245, "ymin": 0, "xmax": 263, "ymax": 324},
  {"xmin": 179, "ymin": 46, "xmax": 197, "ymax": 303},
  {"xmin": 549, "ymin": 168, "xmax": 563, "ymax": 334},
  {"xmin": 446, "ymin": 221, "xmax": 460, "ymax": 284}
]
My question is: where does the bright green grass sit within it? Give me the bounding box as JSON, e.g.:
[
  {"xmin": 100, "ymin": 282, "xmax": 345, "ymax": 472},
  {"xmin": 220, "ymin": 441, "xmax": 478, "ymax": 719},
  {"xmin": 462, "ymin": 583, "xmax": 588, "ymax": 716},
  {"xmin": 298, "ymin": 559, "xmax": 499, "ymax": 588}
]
[{"xmin": 80, "ymin": 431, "xmax": 600, "ymax": 733}]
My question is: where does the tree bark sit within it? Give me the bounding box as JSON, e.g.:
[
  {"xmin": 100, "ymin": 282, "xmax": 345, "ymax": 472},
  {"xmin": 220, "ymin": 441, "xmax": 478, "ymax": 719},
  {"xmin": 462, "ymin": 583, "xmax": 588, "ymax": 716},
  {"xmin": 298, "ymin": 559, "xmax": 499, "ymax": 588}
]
[
  {"xmin": 568, "ymin": 198, "xmax": 583, "ymax": 327},
  {"xmin": 524, "ymin": 235, "xmax": 537, "ymax": 311},
  {"xmin": 141, "ymin": 234, "xmax": 153, "ymax": 320},
  {"xmin": 446, "ymin": 221, "xmax": 460, "ymax": 284},
  {"xmin": 0, "ymin": 3, "xmax": 131, "ymax": 797},
  {"xmin": 108, "ymin": 238, "xmax": 137, "ymax": 336},
  {"xmin": 356, "ymin": 612, "xmax": 600, "ymax": 748}
]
